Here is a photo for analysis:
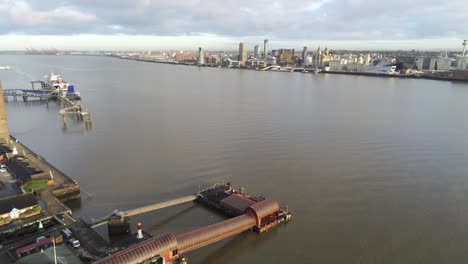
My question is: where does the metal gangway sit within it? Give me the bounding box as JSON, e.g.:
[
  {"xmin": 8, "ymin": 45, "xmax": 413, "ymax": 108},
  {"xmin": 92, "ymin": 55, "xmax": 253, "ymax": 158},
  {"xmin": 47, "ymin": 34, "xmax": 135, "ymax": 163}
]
[
  {"xmin": 3, "ymin": 88, "xmax": 55, "ymax": 101},
  {"xmin": 90, "ymin": 195, "xmax": 198, "ymax": 228}
]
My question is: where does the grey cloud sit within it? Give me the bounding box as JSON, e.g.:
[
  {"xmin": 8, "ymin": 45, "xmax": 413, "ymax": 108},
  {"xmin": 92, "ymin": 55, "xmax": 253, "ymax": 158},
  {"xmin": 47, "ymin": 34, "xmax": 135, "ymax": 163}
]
[{"xmin": 0, "ymin": 0, "xmax": 467, "ymax": 41}]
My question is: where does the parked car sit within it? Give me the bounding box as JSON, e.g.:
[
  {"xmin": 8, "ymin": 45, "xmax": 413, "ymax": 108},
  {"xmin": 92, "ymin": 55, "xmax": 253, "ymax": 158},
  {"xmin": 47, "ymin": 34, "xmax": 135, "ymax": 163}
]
[
  {"xmin": 61, "ymin": 228, "xmax": 73, "ymax": 239},
  {"xmin": 35, "ymin": 236, "xmax": 47, "ymax": 243},
  {"xmin": 0, "ymin": 168, "xmax": 7, "ymax": 173},
  {"xmin": 69, "ymin": 238, "xmax": 80, "ymax": 248}
]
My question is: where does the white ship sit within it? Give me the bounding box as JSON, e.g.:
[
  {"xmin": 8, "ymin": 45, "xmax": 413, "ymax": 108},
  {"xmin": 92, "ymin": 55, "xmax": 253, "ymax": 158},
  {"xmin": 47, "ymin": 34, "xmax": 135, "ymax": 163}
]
[
  {"xmin": 45, "ymin": 73, "xmax": 70, "ymax": 91},
  {"xmin": 0, "ymin": 66, "xmax": 12, "ymax": 70},
  {"xmin": 364, "ymin": 61, "xmax": 399, "ymax": 75}
]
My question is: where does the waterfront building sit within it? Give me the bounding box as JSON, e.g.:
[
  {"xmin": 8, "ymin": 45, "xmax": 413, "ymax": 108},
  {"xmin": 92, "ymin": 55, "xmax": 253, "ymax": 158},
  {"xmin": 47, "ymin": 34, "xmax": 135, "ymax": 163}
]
[
  {"xmin": 198, "ymin": 47, "xmax": 205, "ymax": 65},
  {"xmin": 305, "ymin": 55, "xmax": 313, "ymax": 66},
  {"xmin": 302, "ymin": 47, "xmax": 308, "ymax": 65},
  {"xmin": 175, "ymin": 53, "xmax": 198, "ymax": 63},
  {"xmin": 264, "ymin": 39, "xmax": 269, "ymax": 60},
  {"xmin": 254, "ymin": 45, "xmax": 259, "ymax": 59},
  {"xmin": 414, "ymin": 56, "xmax": 424, "ymax": 71},
  {"xmin": 312, "ymin": 46, "xmax": 332, "ymax": 67},
  {"xmin": 345, "ymin": 61, "xmax": 366, "ymax": 71},
  {"xmin": 206, "ymin": 55, "xmax": 220, "ymax": 65},
  {"xmin": 266, "ymin": 56, "xmax": 277, "ymax": 65},
  {"xmin": 429, "ymin": 56, "xmax": 437, "ymax": 70},
  {"xmin": 0, "ymin": 193, "xmax": 40, "ymax": 223},
  {"xmin": 457, "ymin": 56, "xmax": 468, "ymax": 69},
  {"xmin": 329, "ymin": 59, "xmax": 348, "ymax": 71},
  {"xmin": 313, "ymin": 46, "xmax": 321, "ymax": 66},
  {"xmin": 239, "ymin": 42, "xmax": 247, "ymax": 61},
  {"xmin": 278, "ymin": 49, "xmax": 296, "ymax": 65},
  {"xmin": 436, "ymin": 57, "xmax": 452, "ymax": 71},
  {"xmin": 221, "ymin": 56, "xmax": 233, "ymax": 67}
]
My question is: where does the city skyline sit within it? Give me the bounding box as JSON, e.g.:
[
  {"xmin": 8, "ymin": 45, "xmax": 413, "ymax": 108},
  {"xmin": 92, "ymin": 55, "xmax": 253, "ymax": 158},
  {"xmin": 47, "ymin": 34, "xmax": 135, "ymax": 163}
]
[{"xmin": 0, "ymin": 0, "xmax": 467, "ymax": 51}]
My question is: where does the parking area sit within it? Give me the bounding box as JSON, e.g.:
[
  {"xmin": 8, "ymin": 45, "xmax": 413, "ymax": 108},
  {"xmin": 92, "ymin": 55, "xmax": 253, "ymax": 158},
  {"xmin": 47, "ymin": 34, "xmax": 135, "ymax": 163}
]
[
  {"xmin": 0, "ymin": 170, "xmax": 20, "ymax": 199},
  {"xmin": 15, "ymin": 244, "xmax": 82, "ymax": 264}
]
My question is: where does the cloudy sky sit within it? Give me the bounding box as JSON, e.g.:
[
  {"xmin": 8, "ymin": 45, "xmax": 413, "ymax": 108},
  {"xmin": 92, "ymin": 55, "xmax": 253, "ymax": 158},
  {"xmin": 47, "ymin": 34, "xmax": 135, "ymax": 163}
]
[{"xmin": 0, "ymin": 0, "xmax": 467, "ymax": 51}]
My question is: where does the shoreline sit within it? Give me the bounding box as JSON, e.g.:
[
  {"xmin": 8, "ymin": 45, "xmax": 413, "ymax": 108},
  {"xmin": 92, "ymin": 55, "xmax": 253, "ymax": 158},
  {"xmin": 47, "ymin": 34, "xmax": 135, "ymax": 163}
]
[{"xmin": 116, "ymin": 56, "xmax": 468, "ymax": 83}]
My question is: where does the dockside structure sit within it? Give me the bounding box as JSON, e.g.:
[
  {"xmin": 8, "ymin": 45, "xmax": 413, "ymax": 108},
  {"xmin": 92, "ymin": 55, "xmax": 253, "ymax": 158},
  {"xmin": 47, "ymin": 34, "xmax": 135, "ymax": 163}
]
[{"xmin": 94, "ymin": 198, "xmax": 289, "ymax": 264}]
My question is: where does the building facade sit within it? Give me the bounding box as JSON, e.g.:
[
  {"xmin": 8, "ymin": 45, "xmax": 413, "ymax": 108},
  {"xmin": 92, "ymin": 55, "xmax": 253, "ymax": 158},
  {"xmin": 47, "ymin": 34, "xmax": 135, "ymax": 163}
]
[
  {"xmin": 436, "ymin": 57, "xmax": 452, "ymax": 71},
  {"xmin": 264, "ymin": 39, "xmax": 269, "ymax": 60},
  {"xmin": 175, "ymin": 53, "xmax": 198, "ymax": 63},
  {"xmin": 278, "ymin": 49, "xmax": 296, "ymax": 65},
  {"xmin": 414, "ymin": 56, "xmax": 424, "ymax": 70},
  {"xmin": 238, "ymin": 42, "xmax": 247, "ymax": 61},
  {"xmin": 254, "ymin": 45, "xmax": 259, "ymax": 59},
  {"xmin": 302, "ymin": 47, "xmax": 308, "ymax": 65},
  {"xmin": 198, "ymin": 47, "xmax": 205, "ymax": 65}
]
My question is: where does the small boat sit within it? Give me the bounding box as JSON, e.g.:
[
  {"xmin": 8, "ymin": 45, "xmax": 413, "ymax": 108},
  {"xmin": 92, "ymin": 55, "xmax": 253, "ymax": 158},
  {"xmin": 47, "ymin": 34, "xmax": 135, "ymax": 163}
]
[{"xmin": 0, "ymin": 66, "xmax": 12, "ymax": 70}]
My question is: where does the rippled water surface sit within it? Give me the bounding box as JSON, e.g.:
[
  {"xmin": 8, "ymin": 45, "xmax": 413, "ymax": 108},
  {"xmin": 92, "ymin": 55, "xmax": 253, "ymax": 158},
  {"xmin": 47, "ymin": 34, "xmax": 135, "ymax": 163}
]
[{"xmin": 1, "ymin": 55, "xmax": 468, "ymax": 263}]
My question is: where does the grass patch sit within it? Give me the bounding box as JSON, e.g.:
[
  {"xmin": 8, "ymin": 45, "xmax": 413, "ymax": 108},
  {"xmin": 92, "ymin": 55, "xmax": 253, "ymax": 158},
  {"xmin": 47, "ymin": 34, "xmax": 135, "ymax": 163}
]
[
  {"xmin": 0, "ymin": 216, "xmax": 11, "ymax": 226},
  {"xmin": 22, "ymin": 179, "xmax": 48, "ymax": 192},
  {"xmin": 20, "ymin": 205, "xmax": 42, "ymax": 219}
]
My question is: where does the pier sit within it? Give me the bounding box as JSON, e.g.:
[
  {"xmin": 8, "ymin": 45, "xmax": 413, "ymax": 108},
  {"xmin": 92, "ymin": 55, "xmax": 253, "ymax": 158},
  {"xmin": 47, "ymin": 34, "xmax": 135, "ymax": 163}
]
[
  {"xmin": 58, "ymin": 96, "xmax": 92, "ymax": 128},
  {"xmin": 2, "ymin": 81, "xmax": 92, "ymax": 129},
  {"xmin": 0, "ymin": 81, "xmax": 290, "ymax": 263}
]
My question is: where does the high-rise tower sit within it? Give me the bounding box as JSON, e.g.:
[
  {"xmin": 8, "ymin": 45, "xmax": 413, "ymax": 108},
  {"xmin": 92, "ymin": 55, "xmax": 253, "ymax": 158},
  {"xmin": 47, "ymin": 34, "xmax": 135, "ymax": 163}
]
[
  {"xmin": 302, "ymin": 47, "xmax": 308, "ymax": 65},
  {"xmin": 238, "ymin": 42, "xmax": 247, "ymax": 61},
  {"xmin": 254, "ymin": 45, "xmax": 259, "ymax": 59},
  {"xmin": 264, "ymin": 39, "xmax": 269, "ymax": 60},
  {"xmin": 198, "ymin": 47, "xmax": 205, "ymax": 65}
]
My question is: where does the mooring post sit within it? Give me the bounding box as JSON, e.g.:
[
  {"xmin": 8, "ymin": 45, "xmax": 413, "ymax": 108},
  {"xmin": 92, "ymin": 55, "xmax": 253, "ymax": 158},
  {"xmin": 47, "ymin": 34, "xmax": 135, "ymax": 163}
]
[{"xmin": 62, "ymin": 114, "xmax": 67, "ymax": 125}]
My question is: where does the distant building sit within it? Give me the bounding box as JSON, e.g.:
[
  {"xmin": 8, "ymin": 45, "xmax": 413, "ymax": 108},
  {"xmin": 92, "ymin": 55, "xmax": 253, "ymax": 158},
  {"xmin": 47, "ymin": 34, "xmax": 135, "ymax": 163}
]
[
  {"xmin": 329, "ymin": 59, "xmax": 348, "ymax": 71},
  {"xmin": 238, "ymin": 42, "xmax": 247, "ymax": 61},
  {"xmin": 278, "ymin": 49, "xmax": 296, "ymax": 65},
  {"xmin": 206, "ymin": 55, "xmax": 220, "ymax": 64},
  {"xmin": 254, "ymin": 45, "xmax": 259, "ymax": 59},
  {"xmin": 302, "ymin": 47, "xmax": 308, "ymax": 65},
  {"xmin": 266, "ymin": 56, "xmax": 277, "ymax": 65},
  {"xmin": 457, "ymin": 56, "xmax": 468, "ymax": 69},
  {"xmin": 198, "ymin": 47, "xmax": 205, "ymax": 65},
  {"xmin": 264, "ymin": 39, "xmax": 269, "ymax": 60},
  {"xmin": 429, "ymin": 57, "xmax": 437, "ymax": 70},
  {"xmin": 414, "ymin": 56, "xmax": 424, "ymax": 71},
  {"xmin": 175, "ymin": 53, "xmax": 198, "ymax": 63},
  {"xmin": 312, "ymin": 46, "xmax": 332, "ymax": 67},
  {"xmin": 436, "ymin": 57, "xmax": 452, "ymax": 71}
]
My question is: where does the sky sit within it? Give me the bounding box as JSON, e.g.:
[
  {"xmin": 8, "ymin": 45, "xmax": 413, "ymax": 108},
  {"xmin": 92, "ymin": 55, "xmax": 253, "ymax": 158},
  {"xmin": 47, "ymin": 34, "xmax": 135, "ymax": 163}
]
[{"xmin": 0, "ymin": 0, "xmax": 467, "ymax": 51}]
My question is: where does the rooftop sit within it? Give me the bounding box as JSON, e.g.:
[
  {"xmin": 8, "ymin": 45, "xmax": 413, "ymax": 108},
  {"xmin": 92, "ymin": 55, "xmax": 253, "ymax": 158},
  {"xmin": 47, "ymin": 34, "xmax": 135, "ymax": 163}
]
[{"xmin": 0, "ymin": 193, "xmax": 38, "ymax": 215}]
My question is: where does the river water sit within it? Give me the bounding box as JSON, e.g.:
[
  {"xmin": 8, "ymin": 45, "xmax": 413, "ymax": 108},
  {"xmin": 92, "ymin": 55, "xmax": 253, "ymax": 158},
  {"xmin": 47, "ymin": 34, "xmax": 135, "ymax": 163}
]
[{"xmin": 1, "ymin": 55, "xmax": 468, "ymax": 263}]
